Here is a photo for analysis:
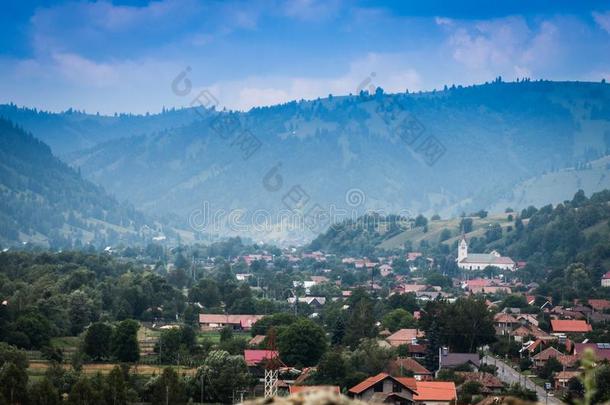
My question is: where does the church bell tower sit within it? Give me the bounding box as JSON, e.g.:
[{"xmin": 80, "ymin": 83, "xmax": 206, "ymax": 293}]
[{"xmin": 458, "ymin": 235, "xmax": 468, "ymax": 262}]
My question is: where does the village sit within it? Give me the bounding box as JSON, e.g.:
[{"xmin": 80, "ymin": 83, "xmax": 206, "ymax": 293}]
[
  {"xmin": 4, "ymin": 195, "xmax": 610, "ymax": 404},
  {"xmin": 154, "ymin": 231, "xmax": 610, "ymax": 404}
]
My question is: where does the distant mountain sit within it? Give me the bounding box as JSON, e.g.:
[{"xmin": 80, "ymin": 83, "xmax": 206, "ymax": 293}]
[
  {"xmin": 8, "ymin": 80, "xmax": 610, "ymax": 243},
  {"xmin": 0, "ymin": 104, "xmax": 202, "ymax": 155},
  {"xmin": 0, "ymin": 118, "xmax": 185, "ymax": 248}
]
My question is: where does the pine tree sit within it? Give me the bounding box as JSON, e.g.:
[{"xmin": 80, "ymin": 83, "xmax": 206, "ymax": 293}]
[{"xmin": 424, "ymin": 321, "xmax": 440, "ymax": 373}]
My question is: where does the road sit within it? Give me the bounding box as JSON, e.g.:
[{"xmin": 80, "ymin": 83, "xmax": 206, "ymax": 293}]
[{"xmin": 482, "ymin": 355, "xmax": 565, "ymax": 405}]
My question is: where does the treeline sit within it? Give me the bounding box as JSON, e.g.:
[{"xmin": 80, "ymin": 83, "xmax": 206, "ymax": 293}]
[
  {"xmin": 308, "ymin": 214, "xmax": 409, "ymax": 256},
  {"xmin": 0, "ymin": 342, "xmax": 252, "ymax": 404},
  {"xmin": 0, "ymin": 251, "xmax": 186, "ymax": 351}
]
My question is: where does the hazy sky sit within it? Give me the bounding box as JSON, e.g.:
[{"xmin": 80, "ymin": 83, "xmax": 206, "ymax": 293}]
[{"xmin": 2, "ymin": 0, "xmax": 610, "ymax": 114}]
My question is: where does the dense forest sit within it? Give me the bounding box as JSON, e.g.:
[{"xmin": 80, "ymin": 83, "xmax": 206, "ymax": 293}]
[{"xmin": 0, "ymin": 118, "xmax": 181, "ymax": 248}]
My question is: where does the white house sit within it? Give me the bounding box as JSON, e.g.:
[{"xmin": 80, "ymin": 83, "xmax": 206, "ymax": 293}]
[
  {"xmin": 602, "ymin": 271, "xmax": 610, "ymax": 287},
  {"xmin": 456, "ymin": 236, "xmax": 515, "ymax": 271}
]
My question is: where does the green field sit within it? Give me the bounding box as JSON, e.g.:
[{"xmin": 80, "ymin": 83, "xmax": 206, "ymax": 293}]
[{"xmin": 379, "ymin": 213, "xmax": 516, "ymax": 250}]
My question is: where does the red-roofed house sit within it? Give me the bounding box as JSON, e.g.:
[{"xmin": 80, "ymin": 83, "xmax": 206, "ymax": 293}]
[
  {"xmin": 554, "ymin": 371, "xmax": 581, "ymax": 389},
  {"xmin": 588, "ymin": 299, "xmax": 610, "ymax": 312},
  {"xmin": 244, "ymin": 349, "xmax": 279, "ymax": 367},
  {"xmin": 386, "ymin": 329, "xmax": 425, "ymax": 347},
  {"xmin": 409, "ymin": 380, "xmax": 457, "ymax": 404},
  {"xmin": 532, "ymin": 347, "xmax": 563, "ymax": 368},
  {"xmin": 389, "ymin": 358, "xmax": 433, "ymax": 381},
  {"xmin": 550, "ymin": 319, "xmax": 592, "ymax": 335},
  {"xmin": 348, "ymin": 373, "xmax": 456, "ymax": 404},
  {"xmin": 494, "ymin": 313, "xmax": 519, "ymax": 335},
  {"xmin": 199, "ymin": 314, "xmax": 264, "ymax": 331},
  {"xmin": 348, "ymin": 373, "xmax": 417, "ymax": 403}
]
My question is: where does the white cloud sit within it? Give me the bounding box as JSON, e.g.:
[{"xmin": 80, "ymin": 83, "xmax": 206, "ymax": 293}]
[
  {"xmin": 593, "ymin": 11, "xmax": 610, "ymax": 34},
  {"xmin": 196, "ymin": 53, "xmax": 422, "ymax": 111},
  {"xmin": 52, "ymin": 53, "xmax": 120, "ymax": 87},
  {"xmin": 439, "ymin": 16, "xmax": 563, "ymax": 80}
]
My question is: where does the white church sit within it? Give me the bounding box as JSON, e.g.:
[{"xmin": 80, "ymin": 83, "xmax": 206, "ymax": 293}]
[{"xmin": 457, "ymin": 235, "xmax": 516, "ymax": 271}]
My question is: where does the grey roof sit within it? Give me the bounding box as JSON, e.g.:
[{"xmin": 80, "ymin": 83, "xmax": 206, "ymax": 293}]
[
  {"xmin": 440, "ymin": 353, "xmax": 480, "ymax": 368},
  {"xmin": 460, "ymin": 253, "xmax": 515, "ymax": 265}
]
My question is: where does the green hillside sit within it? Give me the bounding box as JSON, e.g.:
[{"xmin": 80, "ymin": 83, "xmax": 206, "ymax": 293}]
[
  {"xmin": 0, "ymin": 118, "xmax": 188, "ymax": 248},
  {"xmin": 378, "ymin": 213, "xmax": 516, "ymax": 250},
  {"xmin": 53, "ymin": 81, "xmax": 610, "ymax": 242}
]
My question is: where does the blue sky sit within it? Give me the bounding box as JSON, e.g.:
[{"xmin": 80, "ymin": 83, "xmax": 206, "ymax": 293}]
[{"xmin": 2, "ymin": 0, "xmax": 610, "ymax": 114}]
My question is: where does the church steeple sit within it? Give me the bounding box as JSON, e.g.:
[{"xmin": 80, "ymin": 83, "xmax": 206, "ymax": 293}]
[{"xmin": 458, "ymin": 234, "xmax": 468, "ymax": 262}]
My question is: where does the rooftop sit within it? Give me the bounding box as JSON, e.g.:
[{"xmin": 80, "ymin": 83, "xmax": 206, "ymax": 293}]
[{"xmin": 550, "ymin": 319, "xmax": 592, "ymax": 333}]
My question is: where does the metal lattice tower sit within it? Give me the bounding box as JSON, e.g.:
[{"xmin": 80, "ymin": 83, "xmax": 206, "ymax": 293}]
[
  {"xmin": 264, "ymin": 369, "xmax": 279, "ymax": 398},
  {"xmin": 263, "ymin": 328, "xmax": 281, "ymax": 399}
]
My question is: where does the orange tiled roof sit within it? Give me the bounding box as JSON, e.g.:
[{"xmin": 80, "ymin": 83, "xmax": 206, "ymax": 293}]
[
  {"xmin": 386, "ymin": 329, "xmax": 424, "ymax": 345},
  {"xmin": 413, "ymin": 381, "xmax": 457, "ymax": 402},
  {"xmin": 351, "ymin": 374, "xmax": 456, "ymax": 402},
  {"xmin": 199, "ymin": 314, "xmax": 264, "ymax": 328},
  {"xmin": 348, "ymin": 373, "xmax": 391, "ymax": 394},
  {"xmin": 550, "ymin": 319, "xmax": 592, "ymax": 333},
  {"xmin": 349, "ymin": 373, "xmax": 418, "ymax": 395}
]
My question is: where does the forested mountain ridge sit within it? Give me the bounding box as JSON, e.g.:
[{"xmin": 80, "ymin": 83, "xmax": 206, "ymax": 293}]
[
  {"xmin": 0, "ymin": 118, "xmax": 180, "ymax": 248},
  {"xmin": 0, "ymin": 103, "xmax": 202, "ymax": 156},
  {"xmin": 5, "ymin": 80, "xmax": 610, "ymax": 243},
  {"xmin": 67, "ymin": 80, "xmax": 610, "ymax": 242}
]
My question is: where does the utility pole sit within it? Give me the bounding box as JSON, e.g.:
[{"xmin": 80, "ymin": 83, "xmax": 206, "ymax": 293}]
[{"xmin": 200, "ymin": 374, "xmax": 204, "ymax": 404}]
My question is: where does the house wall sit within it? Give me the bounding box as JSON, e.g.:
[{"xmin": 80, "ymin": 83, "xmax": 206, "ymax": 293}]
[
  {"xmin": 555, "ymin": 378, "xmax": 570, "ymax": 389},
  {"xmin": 200, "ymin": 322, "xmax": 241, "ymax": 331},
  {"xmin": 458, "ymin": 262, "xmax": 514, "ymax": 271},
  {"xmin": 494, "ymin": 322, "xmax": 515, "ymax": 335},
  {"xmin": 357, "ymin": 380, "xmax": 413, "ymax": 402}
]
